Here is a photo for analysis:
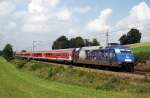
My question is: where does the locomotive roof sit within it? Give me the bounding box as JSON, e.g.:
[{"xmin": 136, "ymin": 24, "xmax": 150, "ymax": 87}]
[{"xmin": 106, "ymin": 45, "xmax": 130, "ymax": 49}]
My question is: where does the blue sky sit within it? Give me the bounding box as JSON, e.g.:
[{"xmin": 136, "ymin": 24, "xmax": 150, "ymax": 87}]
[
  {"xmin": 0, "ymin": 0, "xmax": 150, "ymax": 51},
  {"xmin": 60, "ymin": 0, "xmax": 150, "ymax": 22}
]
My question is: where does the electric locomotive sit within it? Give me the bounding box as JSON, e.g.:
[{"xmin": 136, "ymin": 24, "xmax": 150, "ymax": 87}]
[
  {"xmin": 15, "ymin": 45, "xmax": 135, "ymax": 72},
  {"xmin": 73, "ymin": 45, "xmax": 135, "ymax": 72}
]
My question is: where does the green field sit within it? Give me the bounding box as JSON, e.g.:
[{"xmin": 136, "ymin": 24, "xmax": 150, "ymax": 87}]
[
  {"xmin": 128, "ymin": 42, "xmax": 150, "ymax": 53},
  {"xmin": 1, "ymin": 58, "xmax": 150, "ymax": 98}
]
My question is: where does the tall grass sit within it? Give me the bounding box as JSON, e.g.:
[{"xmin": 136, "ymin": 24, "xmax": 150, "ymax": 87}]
[{"xmin": 11, "ymin": 59, "xmax": 150, "ymax": 95}]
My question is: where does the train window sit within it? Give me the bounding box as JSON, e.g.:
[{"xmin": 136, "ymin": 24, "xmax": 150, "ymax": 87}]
[
  {"xmin": 46, "ymin": 53, "xmax": 52, "ymax": 56},
  {"xmin": 115, "ymin": 49, "xmax": 131, "ymax": 54},
  {"xmin": 120, "ymin": 49, "xmax": 131, "ymax": 54},
  {"xmin": 34, "ymin": 53, "xmax": 42, "ymax": 57}
]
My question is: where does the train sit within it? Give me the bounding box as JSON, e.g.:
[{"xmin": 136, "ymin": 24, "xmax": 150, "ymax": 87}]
[{"xmin": 15, "ymin": 45, "xmax": 135, "ymax": 72}]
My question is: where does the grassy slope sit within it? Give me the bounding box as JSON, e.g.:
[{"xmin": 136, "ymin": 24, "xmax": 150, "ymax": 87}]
[
  {"xmin": 128, "ymin": 42, "xmax": 150, "ymax": 53},
  {"xmin": 1, "ymin": 57, "xmax": 145, "ymax": 98}
]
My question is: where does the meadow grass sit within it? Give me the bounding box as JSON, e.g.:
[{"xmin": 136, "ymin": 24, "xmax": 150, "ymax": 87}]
[
  {"xmin": 8, "ymin": 58, "xmax": 150, "ymax": 98},
  {"xmin": 128, "ymin": 42, "xmax": 150, "ymax": 53}
]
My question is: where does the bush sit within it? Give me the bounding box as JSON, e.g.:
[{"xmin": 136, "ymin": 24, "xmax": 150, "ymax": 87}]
[
  {"xmin": 96, "ymin": 77, "xmax": 126, "ymax": 91},
  {"xmin": 16, "ymin": 62, "xmax": 26, "ymax": 69},
  {"xmin": 134, "ymin": 52, "xmax": 150, "ymax": 62},
  {"xmin": 133, "ymin": 85, "xmax": 150, "ymax": 93},
  {"xmin": 30, "ymin": 63, "xmax": 49, "ymax": 71},
  {"xmin": 47, "ymin": 66, "xmax": 65, "ymax": 78},
  {"xmin": 2, "ymin": 44, "xmax": 14, "ymax": 61}
]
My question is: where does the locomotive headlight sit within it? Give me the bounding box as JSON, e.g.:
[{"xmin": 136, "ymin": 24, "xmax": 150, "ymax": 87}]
[{"xmin": 125, "ymin": 59, "xmax": 132, "ymax": 62}]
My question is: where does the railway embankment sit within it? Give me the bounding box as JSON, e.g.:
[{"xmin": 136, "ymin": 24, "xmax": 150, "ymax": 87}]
[{"xmin": 11, "ymin": 59, "xmax": 150, "ymax": 96}]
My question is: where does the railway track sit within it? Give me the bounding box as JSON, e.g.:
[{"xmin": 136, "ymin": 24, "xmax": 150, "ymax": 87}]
[{"xmin": 30, "ymin": 60, "xmax": 150, "ymax": 80}]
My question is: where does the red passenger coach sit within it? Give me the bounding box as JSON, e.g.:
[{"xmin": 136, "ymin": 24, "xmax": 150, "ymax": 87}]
[
  {"xmin": 16, "ymin": 52, "xmax": 32, "ymax": 58},
  {"xmin": 32, "ymin": 52, "xmax": 43, "ymax": 59},
  {"xmin": 44, "ymin": 49, "xmax": 74, "ymax": 62},
  {"xmin": 15, "ymin": 49, "xmax": 74, "ymax": 63}
]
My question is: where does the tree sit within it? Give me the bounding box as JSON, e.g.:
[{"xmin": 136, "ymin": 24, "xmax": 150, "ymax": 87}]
[
  {"xmin": 52, "ymin": 35, "xmax": 100, "ymax": 49},
  {"xmin": 69, "ymin": 38, "xmax": 76, "ymax": 48},
  {"xmin": 0, "ymin": 50, "xmax": 2, "ymax": 56},
  {"xmin": 74, "ymin": 37, "xmax": 85, "ymax": 47},
  {"xmin": 2, "ymin": 44, "xmax": 13, "ymax": 61},
  {"xmin": 84, "ymin": 39, "xmax": 92, "ymax": 46},
  {"xmin": 52, "ymin": 36, "xmax": 69, "ymax": 49},
  {"xmin": 91, "ymin": 38, "xmax": 100, "ymax": 46},
  {"xmin": 119, "ymin": 28, "xmax": 142, "ymax": 45},
  {"xmin": 21, "ymin": 50, "xmax": 27, "ymax": 52},
  {"xmin": 127, "ymin": 28, "xmax": 142, "ymax": 44},
  {"xmin": 119, "ymin": 34, "xmax": 128, "ymax": 45}
]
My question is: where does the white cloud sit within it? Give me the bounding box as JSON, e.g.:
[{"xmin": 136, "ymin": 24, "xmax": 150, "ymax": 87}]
[
  {"xmin": 21, "ymin": 0, "xmax": 72, "ymax": 33},
  {"xmin": 0, "ymin": 1, "xmax": 15, "ymax": 17},
  {"xmin": 116, "ymin": 2, "xmax": 150, "ymax": 29},
  {"xmin": 28, "ymin": 0, "xmax": 60, "ymax": 13},
  {"xmin": 86, "ymin": 8, "xmax": 112, "ymax": 32},
  {"xmin": 56, "ymin": 8, "xmax": 72, "ymax": 20}
]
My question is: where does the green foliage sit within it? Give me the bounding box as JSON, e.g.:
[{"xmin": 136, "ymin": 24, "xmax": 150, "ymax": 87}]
[
  {"xmin": 16, "ymin": 62, "xmax": 26, "ymax": 69},
  {"xmin": 30, "ymin": 63, "xmax": 49, "ymax": 71},
  {"xmin": 2, "ymin": 44, "xmax": 14, "ymax": 61},
  {"xmin": 119, "ymin": 34, "xmax": 128, "ymax": 45},
  {"xmin": 96, "ymin": 77, "xmax": 126, "ymax": 91},
  {"xmin": 74, "ymin": 37, "xmax": 85, "ymax": 47},
  {"xmin": 134, "ymin": 52, "xmax": 150, "ymax": 62},
  {"xmin": 52, "ymin": 35, "xmax": 100, "ymax": 49},
  {"xmin": 132, "ymin": 84, "xmax": 150, "ymax": 94},
  {"xmin": 119, "ymin": 28, "xmax": 142, "ymax": 45},
  {"xmin": 0, "ymin": 50, "xmax": 2, "ymax": 56},
  {"xmin": 52, "ymin": 36, "xmax": 70, "ymax": 49},
  {"xmin": 92, "ymin": 38, "xmax": 100, "ymax": 46},
  {"xmin": 21, "ymin": 50, "xmax": 27, "ymax": 52}
]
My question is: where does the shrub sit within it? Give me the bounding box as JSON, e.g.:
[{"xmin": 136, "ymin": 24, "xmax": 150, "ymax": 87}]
[
  {"xmin": 47, "ymin": 66, "xmax": 65, "ymax": 78},
  {"xmin": 133, "ymin": 85, "xmax": 150, "ymax": 93},
  {"xmin": 16, "ymin": 62, "xmax": 26, "ymax": 69},
  {"xmin": 2, "ymin": 44, "xmax": 14, "ymax": 61},
  {"xmin": 30, "ymin": 63, "xmax": 49, "ymax": 71},
  {"xmin": 96, "ymin": 77, "xmax": 126, "ymax": 91}
]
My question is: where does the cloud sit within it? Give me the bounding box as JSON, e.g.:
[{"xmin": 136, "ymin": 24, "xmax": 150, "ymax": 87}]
[
  {"xmin": 0, "ymin": 1, "xmax": 15, "ymax": 17},
  {"xmin": 28, "ymin": 0, "xmax": 60, "ymax": 13},
  {"xmin": 56, "ymin": 8, "xmax": 72, "ymax": 21},
  {"xmin": 21, "ymin": 0, "xmax": 72, "ymax": 33},
  {"xmin": 86, "ymin": 8, "xmax": 112, "ymax": 32},
  {"xmin": 116, "ymin": 2, "xmax": 150, "ymax": 30}
]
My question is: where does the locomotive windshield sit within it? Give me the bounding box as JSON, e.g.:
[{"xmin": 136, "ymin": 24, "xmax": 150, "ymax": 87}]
[
  {"xmin": 115, "ymin": 48, "xmax": 131, "ymax": 54},
  {"xmin": 120, "ymin": 49, "xmax": 131, "ymax": 54}
]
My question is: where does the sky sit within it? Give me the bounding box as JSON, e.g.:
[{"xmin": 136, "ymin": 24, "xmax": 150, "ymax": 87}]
[{"xmin": 0, "ymin": 0, "xmax": 150, "ymax": 51}]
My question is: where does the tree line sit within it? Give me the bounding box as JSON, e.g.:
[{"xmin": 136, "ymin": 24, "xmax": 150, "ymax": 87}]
[
  {"xmin": 52, "ymin": 28, "xmax": 142, "ymax": 49},
  {"xmin": 52, "ymin": 36, "xmax": 100, "ymax": 49}
]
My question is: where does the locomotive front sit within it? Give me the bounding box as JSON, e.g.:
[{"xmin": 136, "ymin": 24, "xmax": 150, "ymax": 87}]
[{"xmin": 112, "ymin": 46, "xmax": 135, "ymax": 72}]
